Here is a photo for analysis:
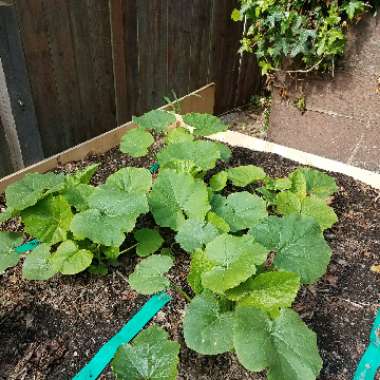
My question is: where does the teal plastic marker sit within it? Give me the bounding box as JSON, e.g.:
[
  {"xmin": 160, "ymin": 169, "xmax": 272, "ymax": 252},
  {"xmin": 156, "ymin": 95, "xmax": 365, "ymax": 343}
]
[
  {"xmin": 73, "ymin": 292, "xmax": 171, "ymax": 380},
  {"xmin": 15, "ymin": 239, "xmax": 40, "ymax": 253},
  {"xmin": 353, "ymin": 309, "xmax": 380, "ymax": 380},
  {"xmin": 149, "ymin": 162, "xmax": 160, "ymax": 174}
]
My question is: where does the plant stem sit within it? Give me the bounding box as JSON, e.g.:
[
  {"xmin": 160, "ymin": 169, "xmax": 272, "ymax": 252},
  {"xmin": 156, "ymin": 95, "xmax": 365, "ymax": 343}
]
[
  {"xmin": 119, "ymin": 243, "xmax": 138, "ymax": 256},
  {"xmin": 171, "ymin": 284, "xmax": 192, "ymax": 303}
]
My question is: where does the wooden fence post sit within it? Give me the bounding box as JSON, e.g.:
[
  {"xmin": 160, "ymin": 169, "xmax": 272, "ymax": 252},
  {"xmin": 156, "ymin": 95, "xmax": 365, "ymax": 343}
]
[{"xmin": 0, "ymin": 3, "xmax": 44, "ymax": 172}]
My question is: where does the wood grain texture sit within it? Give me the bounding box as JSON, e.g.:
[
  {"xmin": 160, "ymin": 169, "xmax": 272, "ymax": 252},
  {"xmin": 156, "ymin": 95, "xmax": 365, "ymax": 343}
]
[
  {"xmin": 0, "ymin": 4, "xmax": 43, "ymax": 167},
  {"xmin": 136, "ymin": 0, "xmax": 168, "ymax": 113},
  {"xmin": 189, "ymin": 0, "xmax": 213, "ymax": 92},
  {"xmin": 0, "ymin": 83, "xmax": 215, "ymax": 191},
  {"xmin": 209, "ymin": 0, "xmax": 243, "ymax": 114},
  {"xmin": 168, "ymin": 0, "xmax": 191, "ymax": 98}
]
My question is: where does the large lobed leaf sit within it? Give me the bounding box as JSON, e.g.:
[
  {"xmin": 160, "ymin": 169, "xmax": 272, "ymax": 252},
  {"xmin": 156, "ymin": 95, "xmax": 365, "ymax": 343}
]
[
  {"xmin": 182, "ymin": 113, "xmax": 228, "ymax": 136},
  {"xmin": 22, "ymin": 244, "xmax": 57, "ymax": 281},
  {"xmin": 202, "ymin": 234, "xmax": 268, "ymax": 294},
  {"xmin": 133, "ymin": 110, "xmax": 176, "ymax": 132},
  {"xmin": 175, "ymin": 219, "xmax": 219, "ymax": 253},
  {"xmin": 149, "ymin": 169, "xmax": 210, "ymax": 231},
  {"xmin": 102, "ymin": 167, "xmax": 152, "ymax": 193},
  {"xmin": 212, "ymin": 192, "xmax": 267, "ymax": 232},
  {"xmin": 128, "ymin": 255, "xmax": 173, "ymax": 295},
  {"xmin": 227, "ymin": 165, "xmax": 266, "ymax": 187},
  {"xmin": 250, "ymin": 214, "xmax": 332, "ymax": 283},
  {"xmin": 183, "ymin": 291, "xmax": 234, "ymax": 355},
  {"xmin": 187, "ymin": 249, "xmax": 214, "ymax": 294},
  {"xmin": 5, "ymin": 172, "xmax": 65, "ymax": 211},
  {"xmin": 134, "ymin": 228, "xmax": 164, "ymax": 257},
  {"xmin": 157, "ymin": 140, "xmax": 221, "ymax": 172},
  {"xmin": 120, "ymin": 127, "xmax": 154, "ymax": 157},
  {"xmin": 50, "ymin": 240, "xmax": 93, "ymax": 275},
  {"xmin": 112, "ymin": 326, "xmax": 180, "ymax": 380},
  {"xmin": 21, "ymin": 195, "xmax": 73, "ymax": 245},
  {"xmin": 0, "ymin": 231, "xmax": 23, "ymax": 274},
  {"xmin": 233, "ymin": 306, "xmax": 322, "ymax": 380},
  {"xmin": 229, "ymin": 271, "xmax": 300, "ymax": 316}
]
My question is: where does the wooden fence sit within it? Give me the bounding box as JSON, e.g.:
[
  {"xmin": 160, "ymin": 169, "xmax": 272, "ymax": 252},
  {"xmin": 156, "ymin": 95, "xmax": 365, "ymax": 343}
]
[{"xmin": 0, "ymin": 0, "xmax": 260, "ymax": 178}]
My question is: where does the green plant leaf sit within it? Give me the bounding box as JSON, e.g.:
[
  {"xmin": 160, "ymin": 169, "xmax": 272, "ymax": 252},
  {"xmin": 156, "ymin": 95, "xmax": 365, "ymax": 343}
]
[
  {"xmin": 214, "ymin": 142, "xmax": 232, "ymax": 162},
  {"xmin": 50, "ymin": 240, "xmax": 93, "ymax": 275},
  {"xmin": 213, "ymin": 192, "xmax": 267, "ymax": 232},
  {"xmin": 63, "ymin": 183, "xmax": 95, "ymax": 211},
  {"xmin": 134, "ymin": 228, "xmax": 164, "ymax": 257},
  {"xmin": 187, "ymin": 249, "xmax": 214, "ymax": 294},
  {"xmin": 227, "ymin": 165, "xmax": 266, "ymax": 187},
  {"xmin": 0, "ymin": 208, "xmax": 17, "ymax": 224},
  {"xmin": 72, "ymin": 163, "xmax": 99, "ymax": 184},
  {"xmin": 291, "ymin": 168, "xmax": 337, "ymax": 200},
  {"xmin": 112, "ymin": 326, "xmax": 180, "ymax": 380},
  {"xmin": 301, "ymin": 195, "xmax": 338, "ymax": 230},
  {"xmin": 175, "ymin": 219, "xmax": 219, "ymax": 253},
  {"xmin": 250, "ymin": 214, "xmax": 331, "ymax": 283},
  {"xmin": 183, "ymin": 291, "xmax": 234, "ymax": 355},
  {"xmin": 5, "ymin": 172, "xmax": 65, "ymax": 211},
  {"xmin": 209, "ymin": 171, "xmax": 228, "ymax": 192},
  {"xmin": 70, "ymin": 209, "xmax": 127, "ymax": 247},
  {"xmin": 132, "ymin": 110, "xmax": 176, "ymax": 132},
  {"xmin": 233, "ymin": 307, "xmax": 322, "ymax": 380},
  {"xmin": 183, "ymin": 113, "xmax": 228, "ymax": 136},
  {"xmin": 149, "ymin": 169, "xmax": 210, "ymax": 230},
  {"xmin": 128, "ymin": 255, "xmax": 173, "ymax": 295},
  {"xmin": 265, "ymin": 177, "xmax": 292, "ymax": 191},
  {"xmin": 0, "ymin": 231, "xmax": 23, "ymax": 274},
  {"xmin": 202, "ymin": 234, "xmax": 268, "ymax": 294},
  {"xmin": 89, "ymin": 188, "xmax": 149, "ymax": 221},
  {"xmin": 234, "ymin": 272, "xmax": 300, "ymax": 315},
  {"xmin": 21, "ymin": 195, "xmax": 73, "ymax": 245},
  {"xmin": 157, "ymin": 140, "xmax": 221, "ymax": 172},
  {"xmin": 102, "ymin": 167, "xmax": 152, "ymax": 193},
  {"xmin": 22, "ymin": 244, "xmax": 57, "ymax": 280},
  {"xmin": 290, "ymin": 170, "xmax": 307, "ymax": 200},
  {"xmin": 165, "ymin": 127, "xmax": 194, "ymax": 145},
  {"xmin": 343, "ymin": 0, "xmax": 366, "ymax": 19},
  {"xmin": 207, "ymin": 211, "xmax": 230, "ymax": 233},
  {"xmin": 274, "ymin": 191, "xmax": 302, "ymax": 215},
  {"xmin": 120, "ymin": 128, "xmax": 154, "ymax": 157}
]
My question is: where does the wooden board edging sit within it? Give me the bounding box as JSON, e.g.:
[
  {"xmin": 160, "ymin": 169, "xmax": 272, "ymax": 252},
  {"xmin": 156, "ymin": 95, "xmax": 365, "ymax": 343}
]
[{"xmin": 0, "ymin": 83, "xmax": 215, "ymax": 192}]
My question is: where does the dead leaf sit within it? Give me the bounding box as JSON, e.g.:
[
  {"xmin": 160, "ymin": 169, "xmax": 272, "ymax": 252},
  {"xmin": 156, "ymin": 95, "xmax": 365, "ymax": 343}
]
[{"xmin": 370, "ymin": 265, "xmax": 380, "ymax": 273}]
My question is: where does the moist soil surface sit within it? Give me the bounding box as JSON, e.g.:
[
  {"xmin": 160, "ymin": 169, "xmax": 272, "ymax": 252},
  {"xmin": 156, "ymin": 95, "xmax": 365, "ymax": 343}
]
[{"xmin": 0, "ymin": 146, "xmax": 379, "ymax": 380}]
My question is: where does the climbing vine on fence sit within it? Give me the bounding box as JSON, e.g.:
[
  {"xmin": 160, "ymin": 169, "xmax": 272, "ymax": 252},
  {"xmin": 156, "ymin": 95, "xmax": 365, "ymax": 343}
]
[
  {"xmin": 232, "ymin": 0, "xmax": 375, "ymax": 75},
  {"xmin": 0, "ymin": 109, "xmax": 339, "ymax": 380}
]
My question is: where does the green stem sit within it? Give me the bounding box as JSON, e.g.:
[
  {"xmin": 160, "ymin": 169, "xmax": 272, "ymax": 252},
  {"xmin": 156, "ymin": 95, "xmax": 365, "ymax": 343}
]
[
  {"xmin": 171, "ymin": 284, "xmax": 192, "ymax": 303},
  {"xmin": 119, "ymin": 243, "xmax": 138, "ymax": 256}
]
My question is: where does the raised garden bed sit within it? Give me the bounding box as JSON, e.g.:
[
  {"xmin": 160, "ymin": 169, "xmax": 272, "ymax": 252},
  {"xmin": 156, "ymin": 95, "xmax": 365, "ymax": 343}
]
[
  {"xmin": 0, "ymin": 87, "xmax": 379, "ymax": 380},
  {"xmin": 0, "ymin": 143, "xmax": 379, "ymax": 380}
]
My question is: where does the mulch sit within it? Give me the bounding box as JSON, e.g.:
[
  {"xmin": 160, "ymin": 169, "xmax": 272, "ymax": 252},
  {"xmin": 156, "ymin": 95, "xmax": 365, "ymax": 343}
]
[{"xmin": 0, "ymin": 145, "xmax": 379, "ymax": 380}]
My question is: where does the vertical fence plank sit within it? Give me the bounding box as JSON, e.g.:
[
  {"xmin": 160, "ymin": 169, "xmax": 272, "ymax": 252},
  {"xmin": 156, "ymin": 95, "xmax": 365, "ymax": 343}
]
[
  {"xmin": 235, "ymin": 52, "xmax": 261, "ymax": 106},
  {"xmin": 0, "ymin": 116, "xmax": 14, "ymax": 178},
  {"xmin": 15, "ymin": 0, "xmax": 64, "ymax": 156},
  {"xmin": 137, "ymin": 0, "xmax": 168, "ymax": 113},
  {"xmin": 109, "ymin": 0, "xmax": 139, "ymax": 123},
  {"xmin": 86, "ymin": 0, "xmax": 116, "ymax": 134},
  {"xmin": 189, "ymin": 0, "xmax": 213, "ymax": 92},
  {"xmin": 168, "ymin": 0, "xmax": 191, "ymax": 99},
  {"xmin": 0, "ymin": 4, "xmax": 43, "ymax": 167},
  {"xmin": 209, "ymin": 0, "xmax": 243, "ymax": 114}
]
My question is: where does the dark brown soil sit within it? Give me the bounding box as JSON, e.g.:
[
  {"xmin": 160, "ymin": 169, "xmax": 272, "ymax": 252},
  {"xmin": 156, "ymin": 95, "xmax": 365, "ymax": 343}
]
[{"xmin": 0, "ymin": 146, "xmax": 379, "ymax": 380}]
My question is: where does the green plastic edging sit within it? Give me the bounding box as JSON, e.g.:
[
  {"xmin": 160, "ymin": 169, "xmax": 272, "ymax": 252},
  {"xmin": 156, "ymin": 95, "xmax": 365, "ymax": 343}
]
[
  {"xmin": 15, "ymin": 239, "xmax": 40, "ymax": 253},
  {"xmin": 73, "ymin": 292, "xmax": 171, "ymax": 380},
  {"xmin": 353, "ymin": 309, "xmax": 380, "ymax": 380}
]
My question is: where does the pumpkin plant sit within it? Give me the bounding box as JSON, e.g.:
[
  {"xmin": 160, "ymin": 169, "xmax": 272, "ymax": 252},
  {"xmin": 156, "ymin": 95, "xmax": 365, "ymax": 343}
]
[{"xmin": 0, "ymin": 109, "xmax": 338, "ymax": 380}]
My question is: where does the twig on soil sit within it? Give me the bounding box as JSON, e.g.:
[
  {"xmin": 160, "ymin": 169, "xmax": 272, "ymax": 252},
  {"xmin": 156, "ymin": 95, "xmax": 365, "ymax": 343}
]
[
  {"xmin": 116, "ymin": 270, "xmax": 129, "ymax": 285},
  {"xmin": 171, "ymin": 284, "xmax": 192, "ymax": 303},
  {"xmin": 119, "ymin": 243, "xmax": 138, "ymax": 256}
]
